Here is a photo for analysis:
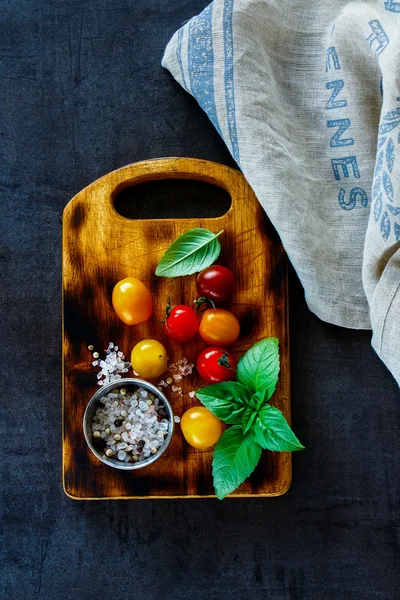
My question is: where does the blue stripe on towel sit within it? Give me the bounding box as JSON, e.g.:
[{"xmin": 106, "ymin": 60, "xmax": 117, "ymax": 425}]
[
  {"xmin": 188, "ymin": 3, "xmax": 222, "ymax": 137},
  {"xmin": 176, "ymin": 28, "xmax": 189, "ymax": 92},
  {"xmin": 223, "ymin": 0, "xmax": 240, "ymax": 164}
]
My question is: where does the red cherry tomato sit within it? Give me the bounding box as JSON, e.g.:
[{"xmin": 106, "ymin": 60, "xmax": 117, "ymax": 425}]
[
  {"xmin": 163, "ymin": 304, "xmax": 199, "ymax": 342},
  {"xmin": 197, "ymin": 347, "xmax": 236, "ymax": 384},
  {"xmin": 196, "ymin": 265, "xmax": 236, "ymax": 305}
]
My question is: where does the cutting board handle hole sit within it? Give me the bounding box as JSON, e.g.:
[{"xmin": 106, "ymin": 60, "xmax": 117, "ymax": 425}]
[{"xmin": 113, "ymin": 179, "xmax": 232, "ymax": 220}]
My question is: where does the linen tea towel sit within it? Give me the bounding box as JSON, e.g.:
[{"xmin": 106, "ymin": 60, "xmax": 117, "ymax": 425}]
[{"xmin": 162, "ymin": 0, "xmax": 400, "ymax": 385}]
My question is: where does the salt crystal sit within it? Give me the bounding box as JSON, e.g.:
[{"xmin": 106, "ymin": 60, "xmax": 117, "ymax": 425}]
[
  {"xmin": 174, "ymin": 416, "xmax": 181, "ymax": 423},
  {"xmin": 189, "ymin": 391, "xmax": 196, "ymax": 398},
  {"xmin": 121, "ymin": 432, "xmax": 129, "ymax": 442},
  {"xmin": 117, "ymin": 450, "xmax": 126, "ymax": 460}
]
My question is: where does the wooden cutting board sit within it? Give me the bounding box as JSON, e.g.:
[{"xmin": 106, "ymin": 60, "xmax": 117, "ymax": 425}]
[{"xmin": 62, "ymin": 157, "xmax": 290, "ymax": 499}]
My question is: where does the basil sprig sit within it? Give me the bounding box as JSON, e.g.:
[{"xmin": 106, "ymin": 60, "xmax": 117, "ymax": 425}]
[
  {"xmin": 196, "ymin": 338, "xmax": 304, "ymax": 499},
  {"xmin": 155, "ymin": 228, "xmax": 223, "ymax": 277}
]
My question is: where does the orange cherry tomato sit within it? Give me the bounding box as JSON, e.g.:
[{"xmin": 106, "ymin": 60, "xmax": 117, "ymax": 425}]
[
  {"xmin": 112, "ymin": 277, "xmax": 152, "ymax": 325},
  {"xmin": 198, "ymin": 308, "xmax": 240, "ymax": 345},
  {"xmin": 181, "ymin": 406, "xmax": 224, "ymax": 449}
]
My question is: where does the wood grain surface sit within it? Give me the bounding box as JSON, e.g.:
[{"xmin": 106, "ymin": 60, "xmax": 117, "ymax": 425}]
[{"xmin": 62, "ymin": 157, "xmax": 290, "ymax": 499}]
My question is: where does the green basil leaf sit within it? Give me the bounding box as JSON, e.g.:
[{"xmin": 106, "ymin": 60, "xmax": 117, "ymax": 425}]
[
  {"xmin": 212, "ymin": 426, "xmax": 262, "ymax": 499},
  {"xmin": 236, "ymin": 337, "xmax": 280, "ymax": 398},
  {"xmin": 155, "ymin": 228, "xmax": 223, "ymax": 277},
  {"xmin": 254, "ymin": 405, "xmax": 305, "ymax": 451},
  {"xmin": 196, "ymin": 382, "xmax": 253, "ymax": 425},
  {"xmin": 252, "ymin": 389, "xmax": 268, "ymax": 412},
  {"xmin": 241, "ymin": 408, "xmax": 258, "ymax": 435}
]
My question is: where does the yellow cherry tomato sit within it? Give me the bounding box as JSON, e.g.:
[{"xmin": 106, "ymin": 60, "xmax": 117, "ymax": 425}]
[
  {"xmin": 131, "ymin": 339, "xmax": 168, "ymax": 379},
  {"xmin": 199, "ymin": 308, "xmax": 240, "ymax": 345},
  {"xmin": 112, "ymin": 277, "xmax": 152, "ymax": 325},
  {"xmin": 181, "ymin": 406, "xmax": 224, "ymax": 449}
]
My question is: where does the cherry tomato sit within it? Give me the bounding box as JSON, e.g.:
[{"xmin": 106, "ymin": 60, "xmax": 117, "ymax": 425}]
[
  {"xmin": 131, "ymin": 339, "xmax": 167, "ymax": 379},
  {"xmin": 181, "ymin": 406, "xmax": 224, "ymax": 449},
  {"xmin": 112, "ymin": 277, "xmax": 152, "ymax": 325},
  {"xmin": 199, "ymin": 308, "xmax": 240, "ymax": 345},
  {"xmin": 164, "ymin": 304, "xmax": 199, "ymax": 342},
  {"xmin": 196, "ymin": 265, "xmax": 236, "ymax": 304},
  {"xmin": 197, "ymin": 346, "xmax": 236, "ymax": 384}
]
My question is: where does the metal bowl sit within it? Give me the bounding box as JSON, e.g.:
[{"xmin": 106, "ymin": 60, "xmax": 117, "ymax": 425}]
[{"xmin": 83, "ymin": 378, "xmax": 174, "ymax": 470}]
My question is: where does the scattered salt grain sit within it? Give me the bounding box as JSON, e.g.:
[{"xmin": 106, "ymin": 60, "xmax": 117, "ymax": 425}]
[
  {"xmin": 90, "ymin": 344, "xmax": 132, "ymax": 386},
  {"xmin": 174, "ymin": 416, "xmax": 181, "ymax": 423}
]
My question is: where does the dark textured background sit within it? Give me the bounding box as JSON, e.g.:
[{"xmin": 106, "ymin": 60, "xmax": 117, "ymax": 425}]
[{"xmin": 1, "ymin": 1, "xmax": 399, "ymax": 598}]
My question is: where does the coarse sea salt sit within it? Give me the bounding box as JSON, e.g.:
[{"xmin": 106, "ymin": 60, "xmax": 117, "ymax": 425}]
[
  {"xmin": 89, "ymin": 343, "xmax": 131, "ymax": 386},
  {"xmin": 91, "ymin": 387, "xmax": 170, "ymax": 462}
]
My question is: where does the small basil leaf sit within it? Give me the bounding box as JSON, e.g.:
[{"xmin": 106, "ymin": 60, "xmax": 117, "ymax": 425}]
[
  {"xmin": 155, "ymin": 228, "xmax": 223, "ymax": 277},
  {"xmin": 236, "ymin": 337, "xmax": 280, "ymax": 398},
  {"xmin": 212, "ymin": 426, "xmax": 262, "ymax": 499},
  {"xmin": 196, "ymin": 382, "xmax": 253, "ymax": 424},
  {"xmin": 254, "ymin": 405, "xmax": 305, "ymax": 451},
  {"xmin": 242, "ymin": 408, "xmax": 258, "ymax": 435},
  {"xmin": 251, "ymin": 390, "xmax": 268, "ymax": 412}
]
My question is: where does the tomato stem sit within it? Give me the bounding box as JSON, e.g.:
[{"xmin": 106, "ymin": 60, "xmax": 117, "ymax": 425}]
[
  {"xmin": 194, "ymin": 296, "xmax": 216, "ymax": 313},
  {"xmin": 157, "ymin": 297, "xmax": 172, "ymax": 328},
  {"xmin": 217, "ymin": 352, "xmax": 234, "ymax": 370}
]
